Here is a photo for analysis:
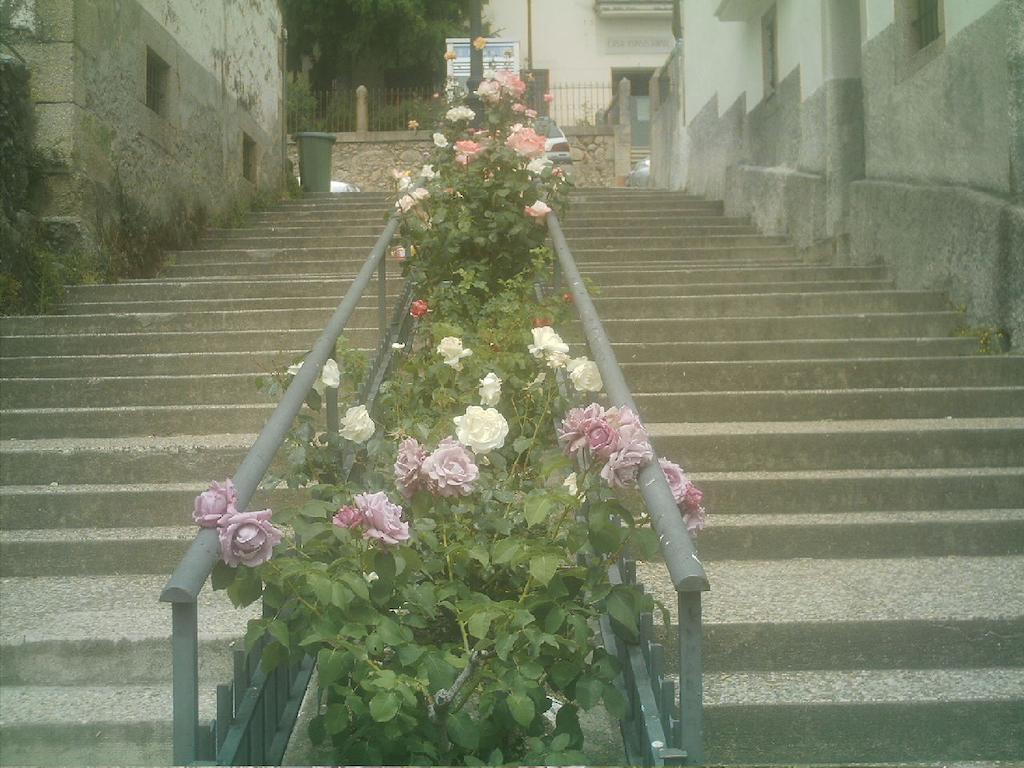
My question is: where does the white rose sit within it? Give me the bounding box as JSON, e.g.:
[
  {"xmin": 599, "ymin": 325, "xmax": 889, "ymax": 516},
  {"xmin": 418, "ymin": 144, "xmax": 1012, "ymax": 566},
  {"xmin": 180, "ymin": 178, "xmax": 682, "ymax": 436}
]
[
  {"xmin": 454, "ymin": 406, "xmax": 509, "ymax": 454},
  {"xmin": 524, "ymin": 372, "xmax": 546, "ymax": 389},
  {"xmin": 445, "ymin": 106, "xmax": 476, "ymax": 122},
  {"xmin": 437, "ymin": 336, "xmax": 473, "ymax": 370},
  {"xmin": 567, "ymin": 357, "xmax": 602, "ymax": 392},
  {"xmin": 478, "ymin": 372, "xmax": 502, "ymax": 406},
  {"xmin": 546, "ymin": 350, "xmax": 570, "ymax": 369},
  {"xmin": 286, "ymin": 362, "xmax": 302, "ymax": 377},
  {"xmin": 433, "ymin": 132, "xmax": 449, "ymax": 147},
  {"xmin": 420, "ymin": 163, "xmax": 437, "ymax": 179},
  {"xmin": 527, "ymin": 157, "xmax": 552, "ymax": 175},
  {"xmin": 320, "ymin": 358, "xmax": 341, "ymax": 390},
  {"xmin": 411, "ymin": 187, "xmax": 430, "ymax": 201},
  {"xmin": 395, "ymin": 194, "xmax": 416, "ymax": 213},
  {"xmin": 563, "ymin": 472, "xmax": 578, "ymax": 496},
  {"xmin": 528, "ymin": 326, "xmax": 570, "ymax": 364},
  {"xmin": 339, "ymin": 404, "xmax": 375, "ymax": 443}
]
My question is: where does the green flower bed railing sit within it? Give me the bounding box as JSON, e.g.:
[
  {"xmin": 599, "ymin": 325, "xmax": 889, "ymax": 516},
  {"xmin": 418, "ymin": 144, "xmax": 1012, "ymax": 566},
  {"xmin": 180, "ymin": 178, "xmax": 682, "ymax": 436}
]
[
  {"xmin": 161, "ymin": 68, "xmax": 709, "ymax": 767},
  {"xmin": 159, "ymin": 207, "xmax": 410, "ymax": 765},
  {"xmin": 546, "ymin": 212, "xmax": 709, "ymax": 764}
]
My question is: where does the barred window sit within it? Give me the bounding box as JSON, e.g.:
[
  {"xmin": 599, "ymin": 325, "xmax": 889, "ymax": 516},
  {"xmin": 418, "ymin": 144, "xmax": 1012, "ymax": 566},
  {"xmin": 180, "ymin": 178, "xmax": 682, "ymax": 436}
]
[
  {"xmin": 913, "ymin": 0, "xmax": 942, "ymax": 49},
  {"xmin": 146, "ymin": 48, "xmax": 169, "ymax": 115}
]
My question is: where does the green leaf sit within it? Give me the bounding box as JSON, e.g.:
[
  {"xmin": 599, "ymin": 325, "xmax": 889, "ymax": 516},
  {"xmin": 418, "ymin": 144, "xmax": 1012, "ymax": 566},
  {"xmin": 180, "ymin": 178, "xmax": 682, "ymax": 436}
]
[
  {"xmin": 529, "ymin": 554, "xmax": 560, "ymax": 585},
  {"xmin": 630, "ymin": 527, "xmax": 661, "ymax": 560},
  {"xmin": 325, "ymin": 702, "xmax": 349, "ymax": 735},
  {"xmin": 267, "ymin": 619, "xmax": 289, "ymax": 648},
  {"xmin": 467, "ymin": 610, "xmax": 494, "ymax": 639},
  {"xmin": 491, "ymin": 538, "xmax": 520, "ymax": 565},
  {"xmin": 317, "ymin": 648, "xmax": 348, "ymax": 686},
  {"xmin": 448, "ymin": 711, "xmax": 479, "ymax": 750},
  {"xmin": 507, "ymin": 693, "xmax": 535, "ymax": 727},
  {"xmin": 397, "ymin": 644, "xmax": 425, "ymax": 667},
  {"xmin": 369, "ymin": 690, "xmax": 400, "ymax": 722},
  {"xmin": 603, "ymin": 684, "xmax": 628, "ymax": 719},
  {"xmin": 543, "ymin": 606, "xmax": 566, "ymax": 633},
  {"xmin": 512, "ymin": 436, "xmax": 533, "ymax": 454},
  {"xmin": 523, "ymin": 491, "xmax": 555, "ymax": 528},
  {"xmin": 606, "ymin": 586, "xmax": 640, "ymax": 644},
  {"xmin": 574, "ymin": 676, "xmax": 604, "ymax": 709},
  {"xmin": 210, "ymin": 560, "xmax": 237, "ymax": 591},
  {"xmin": 375, "ymin": 617, "xmax": 409, "ymax": 646},
  {"xmin": 226, "ymin": 567, "xmax": 262, "ymax": 607}
]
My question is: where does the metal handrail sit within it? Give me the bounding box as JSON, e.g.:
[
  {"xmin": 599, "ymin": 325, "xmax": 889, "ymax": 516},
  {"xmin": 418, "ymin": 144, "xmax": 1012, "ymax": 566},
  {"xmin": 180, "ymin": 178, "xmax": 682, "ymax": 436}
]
[
  {"xmin": 159, "ymin": 198, "xmax": 404, "ymax": 765},
  {"xmin": 546, "ymin": 210, "xmax": 709, "ymax": 764}
]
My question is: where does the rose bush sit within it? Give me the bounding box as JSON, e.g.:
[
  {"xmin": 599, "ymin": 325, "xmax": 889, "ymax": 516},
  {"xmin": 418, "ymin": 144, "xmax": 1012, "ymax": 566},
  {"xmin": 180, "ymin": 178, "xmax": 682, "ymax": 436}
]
[{"xmin": 211, "ymin": 74, "xmax": 705, "ymax": 766}]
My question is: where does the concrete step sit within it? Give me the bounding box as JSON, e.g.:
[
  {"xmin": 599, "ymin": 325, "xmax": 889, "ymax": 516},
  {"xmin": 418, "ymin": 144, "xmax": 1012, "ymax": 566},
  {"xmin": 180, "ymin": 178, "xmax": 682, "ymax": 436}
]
[
  {"xmin": 0, "ymin": 373, "xmax": 277, "ymax": 408},
  {"xmin": 0, "ymin": 327, "xmax": 377, "ymax": 356},
  {"xmin": 648, "ymin": 418, "xmax": 1024, "ymax": 471},
  {"xmin": 633, "ymin": 386, "xmax": 1024, "ymax": 421},
  {"xmin": 578, "ymin": 264, "xmax": 889, "ymax": 285},
  {"xmin": 570, "ymin": 245, "xmax": 798, "ymax": 262},
  {"xmin": 594, "ymin": 290, "xmax": 949, "ymax": 319},
  {"xmin": 0, "ymin": 435, "xmax": 260, "ymax": 485},
  {"xmin": 195, "ymin": 233, "xmax": 385, "ymax": 249},
  {"xmin": 166, "ymin": 244, "xmax": 382, "ymax": 264},
  {"xmin": 593, "ymin": 311, "xmax": 962, "ymax": 342},
  {"xmin": 596, "ymin": 279, "xmax": 896, "ymax": 297},
  {"xmin": 0, "ymin": 304, "xmax": 380, "ymax": 335},
  {"xmin": 672, "ymin": 509, "xmax": 1024, "ymax": 560},
  {"xmin": 620, "ymin": 356, "xmax": 1024, "ymax": 391},
  {"xmin": 562, "ymin": 224, "xmax": 759, "ymax": 237},
  {"xmin": 0, "ymin": 575, "xmax": 255, "ymax": 683},
  {"xmin": 160, "ymin": 258, "xmax": 402, "ymax": 278},
  {"xmin": 1, "ymin": 527, "xmax": 196, "ymax": 576},
  {"xmin": 205, "ymin": 224, "xmax": 386, "ymax": 238},
  {"xmin": 568, "ymin": 201, "xmax": 725, "ymax": 215},
  {"xmin": 63, "ymin": 276, "xmax": 397, "ymax": 302},
  {"xmin": 611, "ymin": 337, "xmax": 978, "ymax": 362},
  {"xmin": 61, "ymin": 292, "xmax": 403, "ymax": 315},
  {"xmin": 566, "ymin": 234, "xmax": 790, "ymax": 250},
  {"xmin": 0, "ymin": 403, "xmax": 276, "ymax": 439},
  {"xmin": 692, "ymin": 467, "xmax": 1024, "ymax": 514},
  {"xmin": 0, "ymin": 349, "xmax": 313, "ymax": 377},
  {"xmin": 246, "ymin": 211, "xmax": 389, "ymax": 226},
  {"xmin": 0, "ymin": 483, "xmax": 305, "ymax": 530}
]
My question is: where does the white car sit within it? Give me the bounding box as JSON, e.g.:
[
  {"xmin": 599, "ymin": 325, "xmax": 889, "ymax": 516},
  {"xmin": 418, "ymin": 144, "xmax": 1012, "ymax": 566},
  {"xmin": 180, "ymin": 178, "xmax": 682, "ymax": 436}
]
[{"xmin": 534, "ymin": 117, "xmax": 573, "ymax": 171}]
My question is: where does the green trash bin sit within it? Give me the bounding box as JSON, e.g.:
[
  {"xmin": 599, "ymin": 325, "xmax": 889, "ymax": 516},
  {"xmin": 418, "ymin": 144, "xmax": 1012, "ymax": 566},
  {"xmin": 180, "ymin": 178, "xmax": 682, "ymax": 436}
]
[{"xmin": 295, "ymin": 131, "xmax": 336, "ymax": 193}]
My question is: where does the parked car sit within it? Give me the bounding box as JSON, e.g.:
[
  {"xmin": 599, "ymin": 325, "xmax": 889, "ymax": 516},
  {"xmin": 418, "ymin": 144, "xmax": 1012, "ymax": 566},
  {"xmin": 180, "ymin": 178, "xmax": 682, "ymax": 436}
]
[
  {"xmin": 627, "ymin": 157, "xmax": 650, "ymax": 188},
  {"xmin": 534, "ymin": 117, "xmax": 574, "ymax": 172}
]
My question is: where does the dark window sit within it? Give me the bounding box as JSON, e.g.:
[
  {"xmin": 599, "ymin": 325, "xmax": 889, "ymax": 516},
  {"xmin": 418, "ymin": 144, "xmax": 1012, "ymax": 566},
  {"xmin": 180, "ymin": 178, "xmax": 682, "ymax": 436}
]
[
  {"xmin": 913, "ymin": 0, "xmax": 941, "ymax": 49},
  {"xmin": 762, "ymin": 5, "xmax": 778, "ymax": 97},
  {"xmin": 242, "ymin": 133, "xmax": 257, "ymax": 182},
  {"xmin": 146, "ymin": 48, "xmax": 170, "ymax": 115}
]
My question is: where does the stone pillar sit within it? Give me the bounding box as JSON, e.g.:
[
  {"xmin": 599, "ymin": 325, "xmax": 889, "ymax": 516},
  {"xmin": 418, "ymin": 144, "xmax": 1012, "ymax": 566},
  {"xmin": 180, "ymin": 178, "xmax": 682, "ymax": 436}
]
[
  {"xmin": 822, "ymin": 0, "xmax": 866, "ymax": 255},
  {"xmin": 1009, "ymin": 0, "xmax": 1023, "ymax": 203},
  {"xmin": 613, "ymin": 77, "xmax": 632, "ymax": 186},
  {"xmin": 355, "ymin": 85, "xmax": 368, "ymax": 133}
]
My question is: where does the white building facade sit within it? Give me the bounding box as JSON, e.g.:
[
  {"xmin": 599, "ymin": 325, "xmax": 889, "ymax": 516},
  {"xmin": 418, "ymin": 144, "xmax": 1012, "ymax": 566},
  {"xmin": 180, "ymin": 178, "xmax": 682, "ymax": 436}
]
[{"xmin": 651, "ymin": 0, "xmax": 1022, "ymax": 347}]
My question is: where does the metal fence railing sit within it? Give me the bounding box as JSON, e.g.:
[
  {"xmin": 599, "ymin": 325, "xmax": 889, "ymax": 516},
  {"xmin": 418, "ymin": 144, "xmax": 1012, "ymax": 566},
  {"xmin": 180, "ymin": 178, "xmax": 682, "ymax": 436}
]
[
  {"xmin": 286, "ymin": 86, "xmax": 445, "ymax": 133},
  {"xmin": 537, "ymin": 82, "xmax": 615, "ymax": 129},
  {"xmin": 546, "ymin": 210, "xmax": 709, "ymax": 766}
]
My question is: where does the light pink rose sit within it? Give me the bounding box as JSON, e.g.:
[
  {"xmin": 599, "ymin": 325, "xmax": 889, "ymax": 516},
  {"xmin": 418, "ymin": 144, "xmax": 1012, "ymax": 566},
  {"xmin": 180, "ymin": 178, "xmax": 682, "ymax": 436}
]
[
  {"xmin": 684, "ymin": 505, "xmax": 707, "ymax": 535},
  {"xmin": 558, "ymin": 403, "xmax": 609, "ymax": 456},
  {"xmin": 332, "ymin": 505, "xmax": 363, "ymax": 530},
  {"xmin": 454, "ymin": 139, "xmax": 484, "ymax": 165},
  {"xmin": 394, "ymin": 437, "xmax": 427, "ymax": 499},
  {"xmin": 421, "ymin": 437, "xmax": 479, "ymax": 497},
  {"xmin": 525, "ymin": 108, "xmax": 538, "ymax": 118},
  {"xmin": 543, "ymin": 93, "xmax": 553, "ymax": 103},
  {"xmin": 658, "ymin": 458, "xmax": 691, "ymax": 506},
  {"xmin": 218, "ymin": 508, "xmax": 283, "ymax": 567},
  {"xmin": 683, "ymin": 484, "xmax": 704, "ymax": 511},
  {"xmin": 524, "ymin": 200, "xmax": 551, "ymax": 220},
  {"xmin": 600, "ymin": 407, "xmax": 654, "ymax": 489},
  {"xmin": 496, "ymin": 70, "xmax": 527, "ymax": 98},
  {"xmin": 194, "ymin": 479, "xmax": 237, "ymax": 528},
  {"xmin": 512, "ymin": 102, "xmax": 527, "ymax": 113},
  {"xmin": 356, "ymin": 491, "xmax": 410, "ymax": 545},
  {"xmin": 506, "ymin": 127, "xmax": 546, "ymax": 158},
  {"xmin": 476, "ymin": 79, "xmax": 502, "ymax": 103}
]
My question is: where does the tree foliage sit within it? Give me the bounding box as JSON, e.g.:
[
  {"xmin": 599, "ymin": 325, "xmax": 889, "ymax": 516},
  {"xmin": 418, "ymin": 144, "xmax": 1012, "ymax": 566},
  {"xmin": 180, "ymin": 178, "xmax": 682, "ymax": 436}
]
[{"xmin": 282, "ymin": 0, "xmax": 474, "ymax": 90}]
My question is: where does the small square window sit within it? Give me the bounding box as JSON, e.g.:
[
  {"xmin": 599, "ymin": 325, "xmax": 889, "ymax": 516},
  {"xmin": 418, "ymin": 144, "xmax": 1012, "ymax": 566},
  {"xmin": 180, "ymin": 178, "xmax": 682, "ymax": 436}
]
[
  {"xmin": 242, "ymin": 133, "xmax": 257, "ymax": 183},
  {"xmin": 146, "ymin": 48, "xmax": 170, "ymax": 116},
  {"xmin": 913, "ymin": 0, "xmax": 942, "ymax": 49}
]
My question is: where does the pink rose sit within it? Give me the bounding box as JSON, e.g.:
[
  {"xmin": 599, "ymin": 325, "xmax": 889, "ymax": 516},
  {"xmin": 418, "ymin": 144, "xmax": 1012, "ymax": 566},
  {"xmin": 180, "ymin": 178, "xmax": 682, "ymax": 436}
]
[
  {"xmin": 524, "ymin": 200, "xmax": 551, "ymax": 220},
  {"xmin": 194, "ymin": 479, "xmax": 237, "ymax": 528},
  {"xmin": 506, "ymin": 127, "xmax": 546, "ymax": 158},
  {"xmin": 333, "ymin": 505, "xmax": 363, "ymax": 530},
  {"xmin": 684, "ymin": 505, "xmax": 707, "ymax": 535},
  {"xmin": 683, "ymin": 484, "xmax": 704, "ymax": 511},
  {"xmin": 454, "ymin": 139, "xmax": 484, "ymax": 165},
  {"xmin": 496, "ymin": 70, "xmax": 527, "ymax": 98},
  {"xmin": 512, "ymin": 102, "xmax": 527, "ymax": 113},
  {"xmin": 600, "ymin": 407, "xmax": 653, "ymax": 489},
  {"xmin": 558, "ymin": 403, "xmax": 609, "ymax": 456},
  {"xmin": 543, "ymin": 93, "xmax": 553, "ymax": 103},
  {"xmin": 394, "ymin": 437, "xmax": 427, "ymax": 499},
  {"xmin": 525, "ymin": 108, "xmax": 538, "ymax": 119},
  {"xmin": 356, "ymin": 491, "xmax": 410, "ymax": 545},
  {"xmin": 658, "ymin": 459, "xmax": 691, "ymax": 506},
  {"xmin": 421, "ymin": 437, "xmax": 479, "ymax": 498},
  {"xmin": 218, "ymin": 508, "xmax": 283, "ymax": 567}
]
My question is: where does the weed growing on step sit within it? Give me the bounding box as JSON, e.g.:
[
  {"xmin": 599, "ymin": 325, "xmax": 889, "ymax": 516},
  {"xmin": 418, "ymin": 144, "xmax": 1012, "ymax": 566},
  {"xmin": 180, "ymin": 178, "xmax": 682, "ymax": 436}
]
[{"xmin": 954, "ymin": 325, "xmax": 1011, "ymax": 354}]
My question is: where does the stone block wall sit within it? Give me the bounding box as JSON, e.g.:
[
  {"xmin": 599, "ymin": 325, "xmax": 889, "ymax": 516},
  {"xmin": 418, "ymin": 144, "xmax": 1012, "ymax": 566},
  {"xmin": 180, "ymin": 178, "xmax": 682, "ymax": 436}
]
[{"xmin": 287, "ymin": 128, "xmax": 618, "ymax": 192}]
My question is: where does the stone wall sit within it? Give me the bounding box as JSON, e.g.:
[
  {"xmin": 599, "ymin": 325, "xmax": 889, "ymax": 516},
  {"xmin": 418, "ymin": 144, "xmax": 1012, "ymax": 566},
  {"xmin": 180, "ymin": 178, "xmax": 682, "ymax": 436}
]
[
  {"xmin": 5, "ymin": 0, "xmax": 286, "ymax": 253},
  {"xmin": 286, "ymin": 128, "xmax": 618, "ymax": 191}
]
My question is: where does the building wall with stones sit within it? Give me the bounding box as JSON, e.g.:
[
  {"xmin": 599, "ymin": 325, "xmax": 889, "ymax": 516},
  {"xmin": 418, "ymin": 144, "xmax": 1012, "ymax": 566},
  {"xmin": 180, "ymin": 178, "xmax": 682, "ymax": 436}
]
[
  {"xmin": 651, "ymin": 0, "xmax": 1023, "ymax": 348},
  {"xmin": 2, "ymin": 0, "xmax": 286, "ymax": 252},
  {"xmin": 287, "ymin": 129, "xmax": 618, "ymax": 191}
]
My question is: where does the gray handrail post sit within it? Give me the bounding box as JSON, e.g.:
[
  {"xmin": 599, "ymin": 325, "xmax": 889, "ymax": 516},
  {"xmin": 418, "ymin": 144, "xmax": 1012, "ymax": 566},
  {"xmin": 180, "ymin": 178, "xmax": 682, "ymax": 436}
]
[
  {"xmin": 678, "ymin": 591, "xmax": 704, "ymax": 763},
  {"xmin": 326, "ymin": 385, "xmax": 339, "ymax": 444},
  {"xmin": 378, "ymin": 253, "xmax": 387, "ymax": 347},
  {"xmin": 171, "ymin": 600, "xmax": 200, "ymax": 765}
]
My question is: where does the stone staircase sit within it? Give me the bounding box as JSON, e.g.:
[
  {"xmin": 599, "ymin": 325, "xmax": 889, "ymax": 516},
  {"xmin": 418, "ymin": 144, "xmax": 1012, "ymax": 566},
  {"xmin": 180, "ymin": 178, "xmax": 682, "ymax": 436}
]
[
  {"xmin": 562, "ymin": 188, "xmax": 1024, "ymax": 763},
  {"xmin": 0, "ymin": 193, "xmax": 398, "ymax": 765}
]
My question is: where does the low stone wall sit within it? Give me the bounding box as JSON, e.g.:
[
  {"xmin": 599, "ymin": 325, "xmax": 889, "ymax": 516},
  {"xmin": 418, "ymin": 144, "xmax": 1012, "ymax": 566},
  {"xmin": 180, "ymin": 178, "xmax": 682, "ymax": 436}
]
[{"xmin": 288, "ymin": 127, "xmax": 618, "ymax": 191}]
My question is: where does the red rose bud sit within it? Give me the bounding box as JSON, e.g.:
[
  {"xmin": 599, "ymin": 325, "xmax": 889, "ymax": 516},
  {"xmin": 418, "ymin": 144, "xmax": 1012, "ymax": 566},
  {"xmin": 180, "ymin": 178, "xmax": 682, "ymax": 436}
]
[
  {"xmin": 563, "ymin": 292, "xmax": 573, "ymax": 303},
  {"xmin": 532, "ymin": 317, "xmax": 552, "ymax": 328},
  {"xmin": 410, "ymin": 299, "xmax": 429, "ymax": 318}
]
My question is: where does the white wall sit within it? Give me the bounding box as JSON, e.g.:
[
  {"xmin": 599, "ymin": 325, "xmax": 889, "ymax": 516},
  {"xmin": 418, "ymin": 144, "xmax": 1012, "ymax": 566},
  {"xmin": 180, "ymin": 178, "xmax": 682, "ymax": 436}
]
[
  {"xmin": 485, "ymin": 0, "xmax": 675, "ymax": 84},
  {"xmin": 137, "ymin": 0, "xmax": 282, "ymax": 133}
]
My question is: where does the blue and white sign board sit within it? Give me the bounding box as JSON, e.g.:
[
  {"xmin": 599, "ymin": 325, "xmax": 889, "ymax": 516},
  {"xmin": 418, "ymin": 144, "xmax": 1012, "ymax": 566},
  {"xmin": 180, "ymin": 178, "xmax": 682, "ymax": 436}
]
[{"xmin": 445, "ymin": 38, "xmax": 520, "ymax": 87}]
